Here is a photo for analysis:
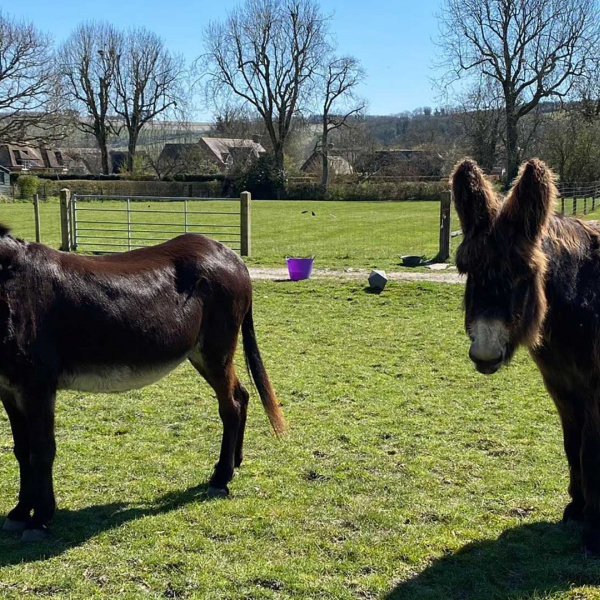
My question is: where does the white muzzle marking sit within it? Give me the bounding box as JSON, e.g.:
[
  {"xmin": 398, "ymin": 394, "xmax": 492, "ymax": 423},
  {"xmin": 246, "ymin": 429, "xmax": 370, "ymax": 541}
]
[{"xmin": 469, "ymin": 319, "xmax": 509, "ymax": 362}]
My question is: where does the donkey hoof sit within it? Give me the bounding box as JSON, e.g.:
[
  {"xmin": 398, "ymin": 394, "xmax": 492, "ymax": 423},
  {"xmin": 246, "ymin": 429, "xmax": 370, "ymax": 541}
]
[
  {"xmin": 21, "ymin": 527, "xmax": 50, "ymax": 543},
  {"xmin": 583, "ymin": 528, "xmax": 600, "ymax": 556},
  {"xmin": 563, "ymin": 501, "xmax": 585, "ymax": 523},
  {"xmin": 207, "ymin": 486, "xmax": 229, "ymax": 498},
  {"xmin": 2, "ymin": 518, "xmax": 28, "ymax": 533}
]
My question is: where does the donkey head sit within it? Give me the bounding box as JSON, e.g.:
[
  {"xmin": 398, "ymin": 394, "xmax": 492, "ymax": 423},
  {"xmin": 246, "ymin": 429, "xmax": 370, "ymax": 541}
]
[{"xmin": 452, "ymin": 158, "xmax": 555, "ymax": 374}]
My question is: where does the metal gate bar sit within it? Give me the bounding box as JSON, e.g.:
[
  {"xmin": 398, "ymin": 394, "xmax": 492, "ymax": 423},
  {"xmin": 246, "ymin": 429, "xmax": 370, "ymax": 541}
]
[{"xmin": 67, "ymin": 192, "xmax": 249, "ymax": 255}]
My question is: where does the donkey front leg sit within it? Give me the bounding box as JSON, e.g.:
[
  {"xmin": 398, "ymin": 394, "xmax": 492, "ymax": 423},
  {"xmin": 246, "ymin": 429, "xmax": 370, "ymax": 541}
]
[
  {"xmin": 560, "ymin": 416, "xmax": 585, "ymax": 523},
  {"xmin": 1, "ymin": 391, "xmax": 34, "ymax": 532},
  {"xmin": 21, "ymin": 389, "xmax": 57, "ymax": 542},
  {"xmin": 580, "ymin": 403, "xmax": 600, "ymax": 553}
]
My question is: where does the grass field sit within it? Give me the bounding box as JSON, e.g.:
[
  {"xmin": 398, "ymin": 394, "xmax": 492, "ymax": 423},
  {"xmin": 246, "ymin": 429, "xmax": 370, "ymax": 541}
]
[
  {"xmin": 0, "ymin": 280, "xmax": 599, "ymax": 599},
  {"xmin": 0, "ymin": 198, "xmax": 450, "ymax": 270},
  {"xmin": 2, "ymin": 195, "xmax": 600, "ymax": 271}
]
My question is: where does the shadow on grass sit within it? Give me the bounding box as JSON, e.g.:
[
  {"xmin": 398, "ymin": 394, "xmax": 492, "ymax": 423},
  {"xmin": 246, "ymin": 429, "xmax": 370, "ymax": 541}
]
[
  {"xmin": 0, "ymin": 483, "xmax": 214, "ymax": 566},
  {"xmin": 363, "ymin": 286, "xmax": 383, "ymax": 295},
  {"xmin": 386, "ymin": 521, "xmax": 600, "ymax": 600}
]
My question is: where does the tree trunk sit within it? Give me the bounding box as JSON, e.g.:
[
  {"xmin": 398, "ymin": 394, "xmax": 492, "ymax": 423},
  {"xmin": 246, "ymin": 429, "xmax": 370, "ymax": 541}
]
[
  {"xmin": 321, "ymin": 130, "xmax": 329, "ymax": 188},
  {"xmin": 273, "ymin": 144, "xmax": 285, "ymax": 198},
  {"xmin": 273, "ymin": 144, "xmax": 285, "ymax": 173},
  {"xmin": 127, "ymin": 129, "xmax": 139, "ymax": 173},
  {"xmin": 505, "ymin": 112, "xmax": 519, "ymax": 188},
  {"xmin": 93, "ymin": 123, "xmax": 111, "ymax": 175},
  {"xmin": 100, "ymin": 138, "xmax": 110, "ymax": 175}
]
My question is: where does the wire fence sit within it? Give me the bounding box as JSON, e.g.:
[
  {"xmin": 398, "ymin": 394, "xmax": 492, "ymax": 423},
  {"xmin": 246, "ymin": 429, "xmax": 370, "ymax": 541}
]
[
  {"xmin": 0, "ymin": 199, "xmax": 60, "ymax": 244},
  {"xmin": 557, "ymin": 182, "xmax": 600, "ymax": 216},
  {"xmin": 0, "ymin": 196, "xmax": 452, "ymax": 269}
]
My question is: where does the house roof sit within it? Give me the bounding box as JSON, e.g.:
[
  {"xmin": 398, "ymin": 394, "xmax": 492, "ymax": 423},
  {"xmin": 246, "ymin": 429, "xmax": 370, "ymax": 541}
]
[
  {"xmin": 160, "ymin": 143, "xmax": 196, "ymax": 161},
  {"xmin": 300, "ymin": 151, "xmax": 354, "ymax": 175},
  {"xmin": 4, "ymin": 144, "xmax": 44, "ymax": 168},
  {"xmin": 0, "ymin": 144, "xmax": 68, "ymax": 170},
  {"xmin": 201, "ymin": 137, "xmax": 266, "ymax": 166}
]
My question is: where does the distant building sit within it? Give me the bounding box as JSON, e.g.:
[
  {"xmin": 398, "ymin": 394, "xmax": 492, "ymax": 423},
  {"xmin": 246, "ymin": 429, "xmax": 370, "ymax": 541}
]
[
  {"xmin": 200, "ymin": 137, "xmax": 266, "ymax": 170},
  {"xmin": 159, "ymin": 136, "xmax": 266, "ymax": 173},
  {"xmin": 0, "ymin": 165, "xmax": 9, "ymax": 196},
  {"xmin": 301, "ymin": 151, "xmax": 354, "ymax": 176},
  {"xmin": 0, "ymin": 144, "xmax": 69, "ymax": 172}
]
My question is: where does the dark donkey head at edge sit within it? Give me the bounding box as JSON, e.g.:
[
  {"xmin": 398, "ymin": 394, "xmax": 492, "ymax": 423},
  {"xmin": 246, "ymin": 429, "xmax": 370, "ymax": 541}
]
[{"xmin": 451, "ymin": 158, "xmax": 555, "ymax": 375}]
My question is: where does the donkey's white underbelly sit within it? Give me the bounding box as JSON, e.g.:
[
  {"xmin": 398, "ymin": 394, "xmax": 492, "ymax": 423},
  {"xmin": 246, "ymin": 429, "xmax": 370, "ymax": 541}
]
[{"xmin": 58, "ymin": 360, "xmax": 185, "ymax": 393}]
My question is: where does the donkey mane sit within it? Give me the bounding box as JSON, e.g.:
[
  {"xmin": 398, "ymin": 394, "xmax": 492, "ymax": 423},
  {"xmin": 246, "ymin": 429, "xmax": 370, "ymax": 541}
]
[{"xmin": 546, "ymin": 213, "xmax": 600, "ymax": 255}]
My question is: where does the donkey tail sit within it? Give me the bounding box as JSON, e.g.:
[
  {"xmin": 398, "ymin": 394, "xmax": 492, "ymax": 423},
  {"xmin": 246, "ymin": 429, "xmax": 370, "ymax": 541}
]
[{"xmin": 242, "ymin": 305, "xmax": 286, "ymax": 435}]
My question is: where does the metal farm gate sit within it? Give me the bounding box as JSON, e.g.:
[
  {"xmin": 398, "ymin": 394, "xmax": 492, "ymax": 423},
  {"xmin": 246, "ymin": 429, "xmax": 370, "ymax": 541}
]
[{"xmin": 59, "ymin": 191, "xmax": 251, "ymax": 256}]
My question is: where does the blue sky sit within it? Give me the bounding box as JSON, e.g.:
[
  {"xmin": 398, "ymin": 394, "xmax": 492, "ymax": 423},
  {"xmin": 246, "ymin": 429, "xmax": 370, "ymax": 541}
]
[{"xmin": 8, "ymin": 0, "xmax": 443, "ymax": 118}]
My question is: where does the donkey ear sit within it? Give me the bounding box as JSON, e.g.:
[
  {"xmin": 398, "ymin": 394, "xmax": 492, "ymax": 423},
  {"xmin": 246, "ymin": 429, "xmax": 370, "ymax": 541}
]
[
  {"xmin": 451, "ymin": 159, "xmax": 500, "ymax": 236},
  {"xmin": 501, "ymin": 159, "xmax": 556, "ymax": 241}
]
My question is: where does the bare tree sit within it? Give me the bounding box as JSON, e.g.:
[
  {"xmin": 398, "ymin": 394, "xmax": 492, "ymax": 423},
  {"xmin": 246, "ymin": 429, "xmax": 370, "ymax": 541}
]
[
  {"xmin": 140, "ymin": 118, "xmax": 218, "ymax": 179},
  {"xmin": 331, "ymin": 116, "xmax": 379, "ymax": 170},
  {"xmin": 113, "ymin": 28, "xmax": 185, "ymax": 172},
  {"xmin": 202, "ymin": 0, "xmax": 330, "ymax": 177},
  {"xmin": 59, "ymin": 22, "xmax": 122, "ymax": 174},
  {"xmin": 437, "ymin": 0, "xmax": 600, "ymax": 184},
  {"xmin": 314, "ymin": 55, "xmax": 365, "ymax": 187},
  {"xmin": 457, "ymin": 82, "xmax": 503, "ymax": 171},
  {"xmin": 211, "ymin": 103, "xmax": 266, "ymax": 141},
  {"xmin": 0, "ymin": 12, "xmax": 67, "ymax": 145}
]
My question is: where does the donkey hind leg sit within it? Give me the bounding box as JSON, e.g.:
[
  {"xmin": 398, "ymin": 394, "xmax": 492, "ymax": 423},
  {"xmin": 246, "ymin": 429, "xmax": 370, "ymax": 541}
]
[
  {"xmin": 189, "ymin": 352, "xmax": 243, "ymax": 497},
  {"xmin": 580, "ymin": 402, "xmax": 600, "ymax": 554},
  {"xmin": 234, "ymin": 383, "xmax": 250, "ymax": 469},
  {"xmin": 21, "ymin": 390, "xmax": 57, "ymax": 542},
  {"xmin": 1, "ymin": 391, "xmax": 34, "ymax": 532}
]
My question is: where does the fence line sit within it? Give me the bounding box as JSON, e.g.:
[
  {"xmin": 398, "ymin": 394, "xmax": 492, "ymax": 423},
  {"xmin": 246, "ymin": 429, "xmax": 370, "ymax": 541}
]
[
  {"xmin": 60, "ymin": 190, "xmax": 250, "ymax": 256},
  {"xmin": 2, "ymin": 194, "xmax": 453, "ymax": 267},
  {"xmin": 557, "ymin": 181, "xmax": 600, "ymax": 216}
]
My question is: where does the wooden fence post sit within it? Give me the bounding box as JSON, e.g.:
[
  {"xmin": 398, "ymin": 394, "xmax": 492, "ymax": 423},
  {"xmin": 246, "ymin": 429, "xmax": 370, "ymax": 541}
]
[
  {"xmin": 60, "ymin": 189, "xmax": 71, "ymax": 251},
  {"xmin": 240, "ymin": 191, "xmax": 251, "ymax": 257},
  {"xmin": 436, "ymin": 190, "xmax": 452, "ymax": 263},
  {"xmin": 33, "ymin": 194, "xmax": 41, "ymax": 243}
]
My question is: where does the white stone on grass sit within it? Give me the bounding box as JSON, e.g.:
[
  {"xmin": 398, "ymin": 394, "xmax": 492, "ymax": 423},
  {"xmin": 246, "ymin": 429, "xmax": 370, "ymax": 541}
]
[{"xmin": 368, "ymin": 270, "xmax": 388, "ymax": 291}]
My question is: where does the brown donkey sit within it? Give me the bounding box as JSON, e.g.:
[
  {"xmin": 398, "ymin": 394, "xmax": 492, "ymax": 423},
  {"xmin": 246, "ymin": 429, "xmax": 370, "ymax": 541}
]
[
  {"xmin": 453, "ymin": 157, "xmax": 600, "ymax": 553},
  {"xmin": 0, "ymin": 230, "xmax": 285, "ymax": 541}
]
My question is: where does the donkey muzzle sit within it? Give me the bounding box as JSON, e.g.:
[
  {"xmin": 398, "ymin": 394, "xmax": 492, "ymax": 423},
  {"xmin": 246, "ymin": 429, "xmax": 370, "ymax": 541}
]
[
  {"xmin": 469, "ymin": 346, "xmax": 503, "ymax": 374},
  {"xmin": 468, "ymin": 319, "xmax": 509, "ymax": 375}
]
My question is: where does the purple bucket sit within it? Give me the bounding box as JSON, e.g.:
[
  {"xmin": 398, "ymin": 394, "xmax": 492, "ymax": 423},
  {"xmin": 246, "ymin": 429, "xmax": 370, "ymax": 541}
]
[{"xmin": 286, "ymin": 257, "xmax": 314, "ymax": 281}]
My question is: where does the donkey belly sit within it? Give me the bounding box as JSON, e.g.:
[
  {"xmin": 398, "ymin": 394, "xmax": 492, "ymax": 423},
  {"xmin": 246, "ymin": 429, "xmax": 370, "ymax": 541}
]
[{"xmin": 58, "ymin": 359, "xmax": 186, "ymax": 393}]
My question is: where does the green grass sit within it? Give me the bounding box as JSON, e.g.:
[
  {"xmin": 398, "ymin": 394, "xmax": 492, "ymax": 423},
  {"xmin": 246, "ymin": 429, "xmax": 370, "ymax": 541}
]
[
  {"xmin": 0, "ymin": 280, "xmax": 599, "ymax": 599},
  {"xmin": 2, "ymin": 196, "xmax": 600, "ymax": 272},
  {"xmin": 0, "ymin": 199, "xmax": 453, "ymax": 270}
]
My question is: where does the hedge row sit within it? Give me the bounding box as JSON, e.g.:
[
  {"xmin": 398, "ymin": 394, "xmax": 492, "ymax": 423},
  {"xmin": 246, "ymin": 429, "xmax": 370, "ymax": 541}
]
[
  {"xmin": 31, "ymin": 173, "xmax": 227, "ymax": 183},
  {"xmin": 37, "ymin": 179, "xmax": 227, "ymax": 199},
  {"xmin": 26, "ymin": 178, "xmax": 448, "ymax": 202},
  {"xmin": 285, "ymin": 180, "xmax": 449, "ymax": 201}
]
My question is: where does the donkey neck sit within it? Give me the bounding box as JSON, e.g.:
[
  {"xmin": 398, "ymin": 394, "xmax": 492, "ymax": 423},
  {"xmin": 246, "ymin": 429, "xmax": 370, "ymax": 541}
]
[{"xmin": 535, "ymin": 214, "xmax": 600, "ymax": 378}]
